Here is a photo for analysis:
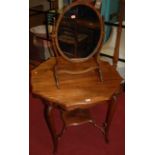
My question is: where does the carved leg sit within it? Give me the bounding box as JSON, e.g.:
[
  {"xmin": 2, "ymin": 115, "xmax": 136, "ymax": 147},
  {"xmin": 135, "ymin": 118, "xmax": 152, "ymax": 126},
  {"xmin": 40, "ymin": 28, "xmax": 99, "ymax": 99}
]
[
  {"xmin": 57, "ymin": 110, "xmax": 66, "ymax": 139},
  {"xmin": 44, "ymin": 105, "xmax": 58, "ymax": 154},
  {"xmin": 103, "ymin": 95, "xmax": 117, "ymax": 143}
]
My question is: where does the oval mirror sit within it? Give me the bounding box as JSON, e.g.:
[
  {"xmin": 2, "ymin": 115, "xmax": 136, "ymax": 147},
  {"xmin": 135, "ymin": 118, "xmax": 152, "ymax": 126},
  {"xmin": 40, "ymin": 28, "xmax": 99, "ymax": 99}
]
[{"xmin": 55, "ymin": 2, "xmax": 103, "ymax": 62}]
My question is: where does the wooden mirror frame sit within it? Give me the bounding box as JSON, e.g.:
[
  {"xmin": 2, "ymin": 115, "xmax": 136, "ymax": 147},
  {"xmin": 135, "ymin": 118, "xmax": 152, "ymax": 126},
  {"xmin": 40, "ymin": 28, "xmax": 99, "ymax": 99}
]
[
  {"xmin": 55, "ymin": 1, "xmax": 104, "ymax": 63},
  {"xmin": 51, "ymin": 1, "xmax": 104, "ymax": 88}
]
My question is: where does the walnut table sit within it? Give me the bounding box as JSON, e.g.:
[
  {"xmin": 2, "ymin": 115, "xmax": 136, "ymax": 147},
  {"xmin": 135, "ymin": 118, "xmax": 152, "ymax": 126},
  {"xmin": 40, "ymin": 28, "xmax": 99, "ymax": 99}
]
[{"xmin": 31, "ymin": 57, "xmax": 123, "ymax": 153}]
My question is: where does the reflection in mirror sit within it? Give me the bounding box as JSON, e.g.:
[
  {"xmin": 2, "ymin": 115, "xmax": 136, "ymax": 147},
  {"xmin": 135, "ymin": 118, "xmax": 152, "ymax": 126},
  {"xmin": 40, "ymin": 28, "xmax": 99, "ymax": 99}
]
[{"xmin": 57, "ymin": 5, "xmax": 100, "ymax": 58}]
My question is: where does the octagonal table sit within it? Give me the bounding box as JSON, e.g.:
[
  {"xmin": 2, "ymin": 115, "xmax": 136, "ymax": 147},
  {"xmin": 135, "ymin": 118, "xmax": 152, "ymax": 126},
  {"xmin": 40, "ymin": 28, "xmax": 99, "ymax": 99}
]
[{"xmin": 31, "ymin": 57, "xmax": 123, "ymax": 153}]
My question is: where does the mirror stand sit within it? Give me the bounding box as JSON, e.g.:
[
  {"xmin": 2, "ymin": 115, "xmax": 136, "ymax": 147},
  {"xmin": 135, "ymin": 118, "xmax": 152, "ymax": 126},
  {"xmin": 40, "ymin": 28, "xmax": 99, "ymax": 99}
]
[
  {"xmin": 51, "ymin": 23, "xmax": 103, "ymax": 88},
  {"xmin": 54, "ymin": 59, "xmax": 103, "ymax": 89},
  {"xmin": 51, "ymin": 2, "xmax": 104, "ymax": 88}
]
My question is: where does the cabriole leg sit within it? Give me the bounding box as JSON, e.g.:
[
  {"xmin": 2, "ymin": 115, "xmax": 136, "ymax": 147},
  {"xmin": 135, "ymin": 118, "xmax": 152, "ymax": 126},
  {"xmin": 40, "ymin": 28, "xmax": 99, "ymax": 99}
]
[
  {"xmin": 44, "ymin": 105, "xmax": 58, "ymax": 154},
  {"xmin": 103, "ymin": 96, "xmax": 117, "ymax": 143}
]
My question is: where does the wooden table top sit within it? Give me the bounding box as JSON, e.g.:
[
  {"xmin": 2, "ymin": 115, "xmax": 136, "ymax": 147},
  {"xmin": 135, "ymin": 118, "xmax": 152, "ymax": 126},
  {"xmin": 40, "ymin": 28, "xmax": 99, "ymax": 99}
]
[{"xmin": 31, "ymin": 57, "xmax": 123, "ymax": 111}]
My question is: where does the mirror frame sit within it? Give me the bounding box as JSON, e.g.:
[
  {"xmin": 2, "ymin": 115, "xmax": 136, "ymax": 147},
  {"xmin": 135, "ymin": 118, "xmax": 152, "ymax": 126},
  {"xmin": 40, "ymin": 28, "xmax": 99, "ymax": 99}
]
[{"xmin": 55, "ymin": 1, "xmax": 104, "ymax": 63}]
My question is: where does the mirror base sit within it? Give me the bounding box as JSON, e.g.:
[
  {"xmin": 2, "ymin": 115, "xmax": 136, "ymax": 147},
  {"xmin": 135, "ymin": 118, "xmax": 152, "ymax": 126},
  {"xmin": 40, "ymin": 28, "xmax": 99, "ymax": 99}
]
[{"xmin": 53, "ymin": 56, "xmax": 103, "ymax": 88}]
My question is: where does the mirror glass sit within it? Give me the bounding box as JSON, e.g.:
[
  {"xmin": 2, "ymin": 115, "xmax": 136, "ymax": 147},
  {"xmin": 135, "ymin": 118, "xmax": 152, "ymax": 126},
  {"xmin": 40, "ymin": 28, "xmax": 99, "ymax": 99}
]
[{"xmin": 57, "ymin": 5, "xmax": 101, "ymax": 58}]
